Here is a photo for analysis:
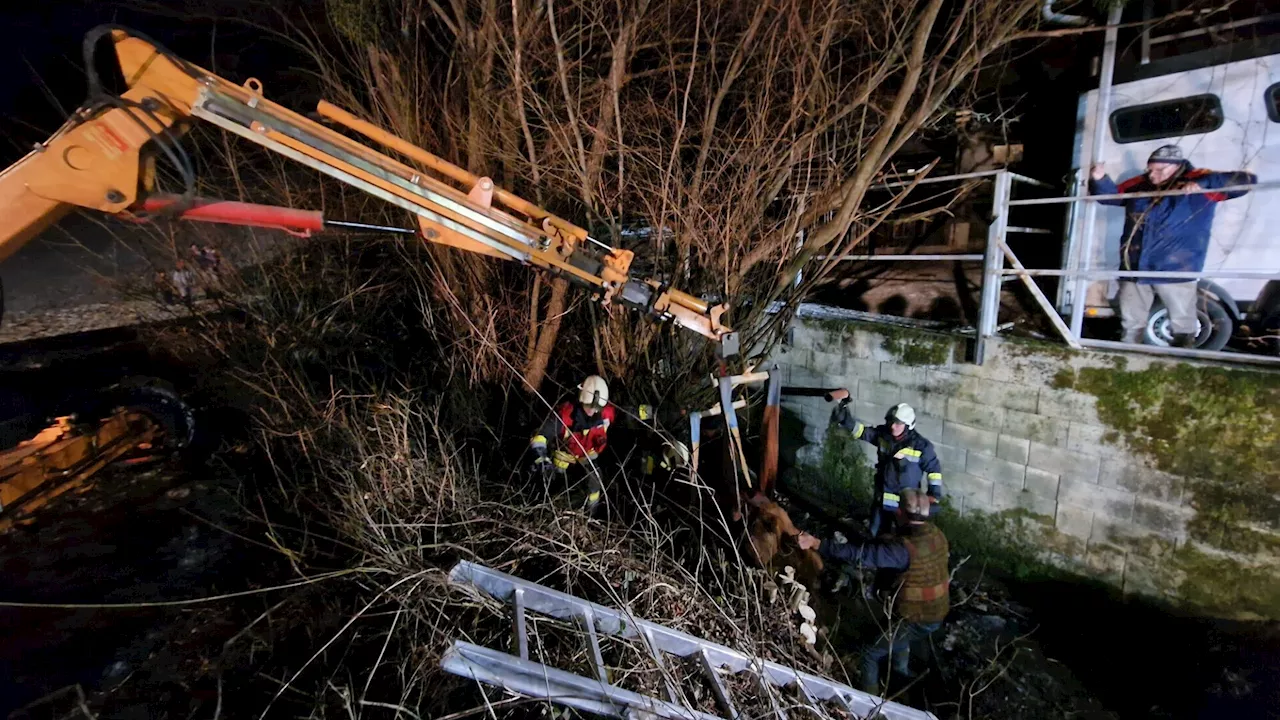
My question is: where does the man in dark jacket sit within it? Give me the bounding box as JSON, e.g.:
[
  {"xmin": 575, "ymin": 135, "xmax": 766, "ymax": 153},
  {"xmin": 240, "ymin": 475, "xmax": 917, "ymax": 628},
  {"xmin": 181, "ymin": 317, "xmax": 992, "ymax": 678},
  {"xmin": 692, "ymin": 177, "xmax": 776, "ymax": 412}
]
[
  {"xmin": 1089, "ymin": 144, "xmax": 1256, "ymax": 347},
  {"xmin": 832, "ymin": 401, "xmax": 943, "ymax": 537},
  {"xmin": 799, "ymin": 489, "xmax": 949, "ymax": 695}
]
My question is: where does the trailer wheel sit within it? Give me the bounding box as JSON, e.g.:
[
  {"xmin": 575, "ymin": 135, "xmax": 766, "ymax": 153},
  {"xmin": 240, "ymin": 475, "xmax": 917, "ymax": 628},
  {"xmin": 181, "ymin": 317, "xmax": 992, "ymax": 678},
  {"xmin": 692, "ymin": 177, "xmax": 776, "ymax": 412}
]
[
  {"xmin": 107, "ymin": 377, "xmax": 196, "ymax": 449},
  {"xmin": 1144, "ymin": 296, "xmax": 1232, "ymax": 351}
]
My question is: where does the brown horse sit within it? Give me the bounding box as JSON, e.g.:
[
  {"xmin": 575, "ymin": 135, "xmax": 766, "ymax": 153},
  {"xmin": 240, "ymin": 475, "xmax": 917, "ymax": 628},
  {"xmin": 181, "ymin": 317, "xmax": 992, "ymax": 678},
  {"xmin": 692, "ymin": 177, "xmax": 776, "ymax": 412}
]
[{"xmin": 739, "ymin": 493, "xmax": 824, "ymax": 590}]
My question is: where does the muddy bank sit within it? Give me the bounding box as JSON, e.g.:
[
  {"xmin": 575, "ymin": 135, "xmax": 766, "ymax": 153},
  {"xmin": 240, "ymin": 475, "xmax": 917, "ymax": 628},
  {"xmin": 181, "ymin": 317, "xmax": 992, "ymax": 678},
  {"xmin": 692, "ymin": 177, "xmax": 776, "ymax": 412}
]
[{"xmin": 4, "ymin": 458, "xmax": 1278, "ymax": 718}]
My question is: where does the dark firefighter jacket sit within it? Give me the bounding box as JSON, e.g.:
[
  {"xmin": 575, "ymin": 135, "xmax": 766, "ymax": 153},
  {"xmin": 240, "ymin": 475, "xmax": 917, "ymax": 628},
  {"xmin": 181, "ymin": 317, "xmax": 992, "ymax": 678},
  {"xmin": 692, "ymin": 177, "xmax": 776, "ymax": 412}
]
[
  {"xmin": 1090, "ymin": 168, "xmax": 1255, "ymax": 284},
  {"xmin": 821, "ymin": 523, "xmax": 951, "ymax": 623},
  {"xmin": 836, "ymin": 413, "xmax": 943, "ymax": 512}
]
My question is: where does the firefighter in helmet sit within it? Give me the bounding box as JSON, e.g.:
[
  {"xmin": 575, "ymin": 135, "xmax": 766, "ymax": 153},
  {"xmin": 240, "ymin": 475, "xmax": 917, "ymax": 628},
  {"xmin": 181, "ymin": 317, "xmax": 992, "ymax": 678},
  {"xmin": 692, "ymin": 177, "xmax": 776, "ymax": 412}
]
[
  {"xmin": 530, "ymin": 376, "xmax": 653, "ymax": 515},
  {"xmin": 832, "ymin": 401, "xmax": 944, "ymax": 537},
  {"xmin": 640, "ymin": 439, "xmax": 692, "ymax": 486}
]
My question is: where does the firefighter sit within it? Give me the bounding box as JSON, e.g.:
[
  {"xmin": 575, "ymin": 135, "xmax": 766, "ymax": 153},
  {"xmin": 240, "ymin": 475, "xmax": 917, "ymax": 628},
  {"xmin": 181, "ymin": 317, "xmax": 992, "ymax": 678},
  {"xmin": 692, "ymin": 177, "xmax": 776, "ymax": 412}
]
[
  {"xmin": 832, "ymin": 401, "xmax": 943, "ymax": 537},
  {"xmin": 640, "ymin": 439, "xmax": 691, "ymax": 480},
  {"xmin": 1090, "ymin": 145, "xmax": 1256, "ymax": 347},
  {"xmin": 798, "ymin": 489, "xmax": 949, "ymax": 695},
  {"xmin": 529, "ymin": 376, "xmax": 653, "ymax": 515}
]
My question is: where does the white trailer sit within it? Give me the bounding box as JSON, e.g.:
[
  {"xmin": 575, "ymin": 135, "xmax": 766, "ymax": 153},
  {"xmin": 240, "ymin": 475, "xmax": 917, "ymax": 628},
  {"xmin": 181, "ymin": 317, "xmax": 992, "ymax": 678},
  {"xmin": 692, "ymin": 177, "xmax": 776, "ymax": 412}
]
[{"xmin": 1061, "ymin": 18, "xmax": 1280, "ymax": 352}]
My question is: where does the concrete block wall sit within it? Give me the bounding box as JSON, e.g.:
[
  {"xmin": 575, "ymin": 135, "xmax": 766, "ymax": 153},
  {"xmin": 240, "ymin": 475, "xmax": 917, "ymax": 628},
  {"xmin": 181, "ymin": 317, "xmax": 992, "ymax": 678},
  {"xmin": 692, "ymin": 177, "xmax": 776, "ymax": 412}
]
[{"xmin": 771, "ymin": 320, "xmax": 1209, "ymax": 601}]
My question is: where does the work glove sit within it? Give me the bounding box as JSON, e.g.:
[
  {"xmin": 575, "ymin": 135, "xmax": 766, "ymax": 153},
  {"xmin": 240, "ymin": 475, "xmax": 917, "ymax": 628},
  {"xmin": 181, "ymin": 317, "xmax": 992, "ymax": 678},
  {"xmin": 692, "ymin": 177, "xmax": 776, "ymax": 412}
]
[
  {"xmin": 637, "ymin": 404, "xmax": 655, "ymax": 422},
  {"xmin": 551, "ymin": 450, "xmax": 576, "ymax": 472},
  {"xmin": 531, "ymin": 454, "xmax": 555, "ymax": 480},
  {"xmin": 830, "ymin": 402, "xmax": 851, "ymax": 427}
]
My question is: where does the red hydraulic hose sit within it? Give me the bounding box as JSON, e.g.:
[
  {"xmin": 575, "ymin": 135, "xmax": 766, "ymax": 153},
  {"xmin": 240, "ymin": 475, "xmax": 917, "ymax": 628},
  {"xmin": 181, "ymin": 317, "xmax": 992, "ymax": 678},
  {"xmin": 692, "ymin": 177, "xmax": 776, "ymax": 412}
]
[{"xmin": 137, "ymin": 194, "xmax": 325, "ymax": 236}]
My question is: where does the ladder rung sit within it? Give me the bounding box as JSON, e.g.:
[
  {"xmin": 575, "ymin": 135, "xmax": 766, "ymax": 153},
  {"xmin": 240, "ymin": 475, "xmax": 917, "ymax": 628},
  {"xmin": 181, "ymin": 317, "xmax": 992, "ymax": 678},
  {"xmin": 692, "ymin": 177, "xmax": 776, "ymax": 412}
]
[
  {"xmin": 513, "ymin": 588, "xmax": 529, "ymax": 660},
  {"xmin": 753, "ymin": 664, "xmax": 789, "ymax": 720},
  {"xmin": 793, "ymin": 676, "xmax": 822, "ymax": 709},
  {"xmin": 581, "ymin": 607, "xmax": 609, "ymax": 685},
  {"xmin": 698, "ymin": 648, "xmax": 737, "ymax": 720},
  {"xmin": 641, "ymin": 627, "xmax": 682, "ymax": 706}
]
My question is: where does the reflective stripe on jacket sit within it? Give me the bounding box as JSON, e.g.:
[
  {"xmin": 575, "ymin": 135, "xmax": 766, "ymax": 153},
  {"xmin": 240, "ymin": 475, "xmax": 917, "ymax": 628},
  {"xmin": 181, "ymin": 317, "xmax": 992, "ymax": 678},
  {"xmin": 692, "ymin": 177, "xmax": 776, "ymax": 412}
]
[
  {"xmin": 531, "ymin": 400, "xmax": 615, "ymax": 460},
  {"xmin": 838, "ymin": 414, "xmax": 943, "ymax": 508}
]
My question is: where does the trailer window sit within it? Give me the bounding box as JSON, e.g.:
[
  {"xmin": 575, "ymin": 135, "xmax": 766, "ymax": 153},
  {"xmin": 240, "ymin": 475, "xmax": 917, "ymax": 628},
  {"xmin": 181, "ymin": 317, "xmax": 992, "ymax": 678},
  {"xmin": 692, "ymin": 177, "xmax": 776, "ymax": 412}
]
[
  {"xmin": 1109, "ymin": 95, "xmax": 1223, "ymax": 143},
  {"xmin": 1267, "ymin": 83, "xmax": 1280, "ymax": 123}
]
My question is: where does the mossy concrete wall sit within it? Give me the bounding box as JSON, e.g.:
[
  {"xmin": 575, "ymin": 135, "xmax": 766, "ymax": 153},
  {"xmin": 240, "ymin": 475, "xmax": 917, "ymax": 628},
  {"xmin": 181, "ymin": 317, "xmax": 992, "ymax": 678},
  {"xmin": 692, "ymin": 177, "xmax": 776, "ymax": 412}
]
[{"xmin": 770, "ymin": 319, "xmax": 1280, "ymax": 620}]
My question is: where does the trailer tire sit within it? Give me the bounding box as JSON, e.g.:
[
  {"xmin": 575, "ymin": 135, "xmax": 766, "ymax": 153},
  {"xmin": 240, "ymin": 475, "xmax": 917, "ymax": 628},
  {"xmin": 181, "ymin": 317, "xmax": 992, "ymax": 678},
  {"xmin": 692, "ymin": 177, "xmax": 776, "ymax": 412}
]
[
  {"xmin": 107, "ymin": 377, "xmax": 196, "ymax": 449},
  {"xmin": 1144, "ymin": 295, "xmax": 1232, "ymax": 351}
]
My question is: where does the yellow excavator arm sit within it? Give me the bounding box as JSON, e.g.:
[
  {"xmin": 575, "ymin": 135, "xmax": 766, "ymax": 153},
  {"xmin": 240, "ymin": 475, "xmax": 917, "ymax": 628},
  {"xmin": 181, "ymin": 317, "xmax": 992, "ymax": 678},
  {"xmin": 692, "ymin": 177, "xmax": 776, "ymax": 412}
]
[{"xmin": 0, "ymin": 26, "xmax": 735, "ymax": 354}]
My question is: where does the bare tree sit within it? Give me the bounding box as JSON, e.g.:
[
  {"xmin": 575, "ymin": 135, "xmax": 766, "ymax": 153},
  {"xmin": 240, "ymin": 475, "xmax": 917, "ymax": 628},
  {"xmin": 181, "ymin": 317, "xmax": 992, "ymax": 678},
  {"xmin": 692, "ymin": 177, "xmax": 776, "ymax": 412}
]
[{"xmin": 307, "ymin": 0, "xmax": 1050, "ymax": 390}]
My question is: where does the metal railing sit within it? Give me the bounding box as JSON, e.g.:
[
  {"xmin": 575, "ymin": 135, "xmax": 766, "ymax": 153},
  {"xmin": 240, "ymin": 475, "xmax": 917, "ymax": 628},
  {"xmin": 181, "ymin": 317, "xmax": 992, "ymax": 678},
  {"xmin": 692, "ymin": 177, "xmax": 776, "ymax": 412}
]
[
  {"xmin": 795, "ymin": 7, "xmax": 1279, "ymax": 367},
  {"xmin": 985, "ymin": 174, "xmax": 1280, "ymax": 367},
  {"xmin": 798, "ymin": 166, "xmax": 1280, "ymax": 368}
]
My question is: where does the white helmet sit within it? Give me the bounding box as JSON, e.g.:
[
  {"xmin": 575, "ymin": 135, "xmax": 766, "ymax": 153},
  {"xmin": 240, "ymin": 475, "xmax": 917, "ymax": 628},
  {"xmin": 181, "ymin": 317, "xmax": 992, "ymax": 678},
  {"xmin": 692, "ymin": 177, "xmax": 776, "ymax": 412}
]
[
  {"xmin": 578, "ymin": 375, "xmax": 609, "ymax": 409},
  {"xmin": 886, "ymin": 403, "xmax": 916, "ymax": 430},
  {"xmin": 662, "ymin": 441, "xmax": 691, "ymax": 469}
]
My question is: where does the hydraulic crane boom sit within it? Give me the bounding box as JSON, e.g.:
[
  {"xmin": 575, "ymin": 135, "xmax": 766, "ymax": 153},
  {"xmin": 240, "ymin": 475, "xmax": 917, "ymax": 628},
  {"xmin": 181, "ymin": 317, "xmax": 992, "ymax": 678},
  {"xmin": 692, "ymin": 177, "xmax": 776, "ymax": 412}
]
[{"xmin": 0, "ymin": 26, "xmax": 736, "ymax": 355}]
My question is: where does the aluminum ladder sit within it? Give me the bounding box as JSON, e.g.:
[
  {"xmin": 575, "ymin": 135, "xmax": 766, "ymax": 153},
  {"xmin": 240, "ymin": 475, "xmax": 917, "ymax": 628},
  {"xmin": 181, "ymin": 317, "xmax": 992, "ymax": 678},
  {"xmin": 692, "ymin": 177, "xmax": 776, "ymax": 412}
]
[{"xmin": 440, "ymin": 561, "xmax": 938, "ymax": 720}]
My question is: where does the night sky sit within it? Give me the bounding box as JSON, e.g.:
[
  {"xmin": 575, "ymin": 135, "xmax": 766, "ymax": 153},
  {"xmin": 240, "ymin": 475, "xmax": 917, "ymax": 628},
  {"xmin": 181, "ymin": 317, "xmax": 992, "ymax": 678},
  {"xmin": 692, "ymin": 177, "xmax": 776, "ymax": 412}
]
[{"xmin": 0, "ymin": 1, "xmax": 310, "ymax": 166}]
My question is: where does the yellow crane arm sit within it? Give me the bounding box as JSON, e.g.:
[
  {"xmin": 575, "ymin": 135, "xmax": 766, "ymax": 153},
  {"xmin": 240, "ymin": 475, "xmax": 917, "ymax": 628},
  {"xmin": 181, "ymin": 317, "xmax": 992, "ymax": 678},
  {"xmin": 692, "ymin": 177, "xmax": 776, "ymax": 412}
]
[{"xmin": 0, "ymin": 27, "xmax": 735, "ymax": 354}]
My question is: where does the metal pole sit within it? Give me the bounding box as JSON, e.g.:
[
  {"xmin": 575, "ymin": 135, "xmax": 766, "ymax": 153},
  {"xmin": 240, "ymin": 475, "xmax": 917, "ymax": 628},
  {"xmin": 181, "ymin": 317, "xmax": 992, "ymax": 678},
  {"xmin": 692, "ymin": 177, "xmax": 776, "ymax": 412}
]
[
  {"xmin": 794, "ymin": 229, "xmax": 805, "ymax": 287},
  {"xmin": 1058, "ymin": 167, "xmax": 1084, "ymax": 311},
  {"xmin": 1149, "ymin": 14, "xmax": 1275, "ymax": 46},
  {"xmin": 999, "ymin": 240, "xmax": 1082, "ymax": 348},
  {"xmin": 1009, "ymin": 180, "xmax": 1279, "ymax": 206},
  {"xmin": 871, "ymin": 169, "xmax": 1002, "ymax": 190},
  {"xmin": 1079, "ymin": 338, "xmax": 1280, "ymax": 367},
  {"xmin": 1140, "ymin": 0, "xmax": 1152, "ymax": 65},
  {"xmin": 689, "ymin": 412, "xmax": 702, "ymax": 476},
  {"xmin": 325, "ymin": 219, "xmax": 416, "ymax": 234},
  {"xmin": 813, "ymin": 253, "xmax": 985, "ymax": 262},
  {"xmin": 868, "ymin": 169, "xmax": 1053, "ymax": 191},
  {"xmin": 999, "ymin": 268, "xmax": 1280, "ymax": 280},
  {"xmin": 976, "ymin": 171, "xmax": 1012, "ymax": 364},
  {"xmin": 1069, "ymin": 4, "xmax": 1124, "ymax": 341}
]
